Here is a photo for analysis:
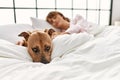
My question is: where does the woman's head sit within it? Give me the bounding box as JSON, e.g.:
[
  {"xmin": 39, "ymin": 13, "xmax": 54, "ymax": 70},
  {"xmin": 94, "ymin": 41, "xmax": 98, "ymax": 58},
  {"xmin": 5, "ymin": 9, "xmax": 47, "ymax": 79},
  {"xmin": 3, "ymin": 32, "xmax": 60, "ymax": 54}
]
[{"xmin": 46, "ymin": 11, "xmax": 70, "ymax": 30}]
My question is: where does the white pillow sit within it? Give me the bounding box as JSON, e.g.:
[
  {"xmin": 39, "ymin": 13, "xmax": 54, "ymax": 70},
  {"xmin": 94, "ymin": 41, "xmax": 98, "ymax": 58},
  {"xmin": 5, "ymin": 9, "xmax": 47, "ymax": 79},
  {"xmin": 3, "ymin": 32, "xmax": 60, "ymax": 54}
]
[
  {"xmin": 30, "ymin": 17, "xmax": 60, "ymax": 31},
  {"xmin": 88, "ymin": 25, "xmax": 106, "ymax": 36},
  {"xmin": 0, "ymin": 24, "xmax": 33, "ymax": 44}
]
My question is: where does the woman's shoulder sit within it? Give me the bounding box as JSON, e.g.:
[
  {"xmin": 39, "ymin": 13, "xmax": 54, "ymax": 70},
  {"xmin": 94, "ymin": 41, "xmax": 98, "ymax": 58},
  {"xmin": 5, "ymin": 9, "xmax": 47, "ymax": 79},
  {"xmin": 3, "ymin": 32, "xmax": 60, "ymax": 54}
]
[
  {"xmin": 70, "ymin": 14, "xmax": 84, "ymax": 25},
  {"xmin": 74, "ymin": 14, "xmax": 84, "ymax": 20}
]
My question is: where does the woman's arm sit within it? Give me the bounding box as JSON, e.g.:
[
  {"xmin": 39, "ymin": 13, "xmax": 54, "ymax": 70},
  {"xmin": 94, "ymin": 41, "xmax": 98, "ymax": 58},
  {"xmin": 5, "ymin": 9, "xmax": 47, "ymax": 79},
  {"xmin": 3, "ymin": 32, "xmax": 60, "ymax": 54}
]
[{"xmin": 16, "ymin": 39, "xmax": 27, "ymax": 46}]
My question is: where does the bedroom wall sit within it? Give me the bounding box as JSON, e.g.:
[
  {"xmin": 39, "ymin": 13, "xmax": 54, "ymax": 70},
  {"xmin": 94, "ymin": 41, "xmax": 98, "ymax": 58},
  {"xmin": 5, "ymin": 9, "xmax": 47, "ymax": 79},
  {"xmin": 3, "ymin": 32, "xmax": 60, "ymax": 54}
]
[{"xmin": 112, "ymin": 0, "xmax": 120, "ymax": 25}]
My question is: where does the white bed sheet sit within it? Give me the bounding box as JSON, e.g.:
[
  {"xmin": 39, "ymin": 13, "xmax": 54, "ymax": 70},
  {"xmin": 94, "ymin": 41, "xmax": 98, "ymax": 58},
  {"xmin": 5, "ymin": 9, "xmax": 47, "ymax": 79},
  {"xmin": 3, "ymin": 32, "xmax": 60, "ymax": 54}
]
[{"xmin": 0, "ymin": 25, "xmax": 120, "ymax": 80}]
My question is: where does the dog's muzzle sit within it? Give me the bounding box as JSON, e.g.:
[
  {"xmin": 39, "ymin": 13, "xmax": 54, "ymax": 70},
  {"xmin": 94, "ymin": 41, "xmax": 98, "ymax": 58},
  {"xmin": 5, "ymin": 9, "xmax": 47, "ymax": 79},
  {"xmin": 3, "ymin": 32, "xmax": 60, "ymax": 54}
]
[{"xmin": 41, "ymin": 57, "xmax": 50, "ymax": 64}]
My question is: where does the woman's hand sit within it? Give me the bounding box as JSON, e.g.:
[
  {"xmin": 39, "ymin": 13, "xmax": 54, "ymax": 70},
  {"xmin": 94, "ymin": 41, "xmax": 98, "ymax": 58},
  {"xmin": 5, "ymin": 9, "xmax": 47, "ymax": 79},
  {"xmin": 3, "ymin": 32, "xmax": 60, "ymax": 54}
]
[
  {"xmin": 16, "ymin": 40, "xmax": 25, "ymax": 46},
  {"xmin": 51, "ymin": 32, "xmax": 69, "ymax": 39}
]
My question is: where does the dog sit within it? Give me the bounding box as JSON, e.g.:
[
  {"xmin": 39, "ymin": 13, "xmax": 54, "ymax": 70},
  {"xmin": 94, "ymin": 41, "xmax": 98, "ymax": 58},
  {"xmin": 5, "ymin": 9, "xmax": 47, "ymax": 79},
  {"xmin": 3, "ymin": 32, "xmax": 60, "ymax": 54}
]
[{"xmin": 18, "ymin": 29, "xmax": 56, "ymax": 64}]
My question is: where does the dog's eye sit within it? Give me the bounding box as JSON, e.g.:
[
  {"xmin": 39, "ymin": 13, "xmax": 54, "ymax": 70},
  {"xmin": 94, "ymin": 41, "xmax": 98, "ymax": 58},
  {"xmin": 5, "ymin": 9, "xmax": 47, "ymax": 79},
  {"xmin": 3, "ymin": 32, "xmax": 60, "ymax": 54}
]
[
  {"xmin": 44, "ymin": 46, "xmax": 50, "ymax": 52},
  {"xmin": 32, "ymin": 47, "xmax": 40, "ymax": 54}
]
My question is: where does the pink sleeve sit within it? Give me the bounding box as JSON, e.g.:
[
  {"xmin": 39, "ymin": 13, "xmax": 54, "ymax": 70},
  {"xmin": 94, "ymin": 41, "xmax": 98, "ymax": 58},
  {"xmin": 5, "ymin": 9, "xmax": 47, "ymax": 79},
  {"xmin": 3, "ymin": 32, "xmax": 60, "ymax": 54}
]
[
  {"xmin": 72, "ymin": 14, "xmax": 84, "ymax": 25},
  {"xmin": 65, "ymin": 25, "xmax": 80, "ymax": 34},
  {"xmin": 65, "ymin": 14, "xmax": 87, "ymax": 34},
  {"xmin": 65, "ymin": 24, "xmax": 86, "ymax": 34}
]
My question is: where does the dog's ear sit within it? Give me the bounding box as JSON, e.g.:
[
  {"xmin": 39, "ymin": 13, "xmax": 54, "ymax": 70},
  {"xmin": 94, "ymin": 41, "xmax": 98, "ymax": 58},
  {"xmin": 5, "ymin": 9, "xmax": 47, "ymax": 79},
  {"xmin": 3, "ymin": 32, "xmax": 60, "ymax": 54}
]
[
  {"xmin": 18, "ymin": 31, "xmax": 31, "ymax": 41},
  {"xmin": 44, "ymin": 28, "xmax": 55, "ymax": 37}
]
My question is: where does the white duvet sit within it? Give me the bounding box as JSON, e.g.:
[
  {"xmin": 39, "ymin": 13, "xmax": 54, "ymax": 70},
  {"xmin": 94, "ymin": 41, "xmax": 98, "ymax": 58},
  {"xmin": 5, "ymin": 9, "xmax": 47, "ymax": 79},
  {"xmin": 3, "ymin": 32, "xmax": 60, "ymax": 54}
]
[{"xmin": 0, "ymin": 26, "xmax": 120, "ymax": 80}]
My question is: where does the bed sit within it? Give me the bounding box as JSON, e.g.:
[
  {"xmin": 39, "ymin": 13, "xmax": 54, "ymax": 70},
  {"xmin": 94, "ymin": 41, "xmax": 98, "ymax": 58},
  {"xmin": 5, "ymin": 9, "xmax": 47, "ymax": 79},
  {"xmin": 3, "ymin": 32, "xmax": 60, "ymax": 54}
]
[{"xmin": 0, "ymin": 18, "xmax": 120, "ymax": 80}]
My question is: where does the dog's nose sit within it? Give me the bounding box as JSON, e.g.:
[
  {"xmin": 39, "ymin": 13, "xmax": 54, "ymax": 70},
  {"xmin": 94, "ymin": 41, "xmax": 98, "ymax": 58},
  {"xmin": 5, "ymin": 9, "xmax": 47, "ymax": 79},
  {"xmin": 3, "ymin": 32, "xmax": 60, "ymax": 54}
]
[
  {"xmin": 41, "ymin": 57, "xmax": 49, "ymax": 64},
  {"xmin": 41, "ymin": 60, "xmax": 49, "ymax": 64}
]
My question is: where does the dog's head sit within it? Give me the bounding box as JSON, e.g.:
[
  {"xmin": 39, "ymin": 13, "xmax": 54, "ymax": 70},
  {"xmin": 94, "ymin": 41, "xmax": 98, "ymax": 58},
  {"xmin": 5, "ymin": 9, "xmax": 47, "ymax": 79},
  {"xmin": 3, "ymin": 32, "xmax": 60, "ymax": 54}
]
[{"xmin": 19, "ymin": 30, "xmax": 54, "ymax": 64}]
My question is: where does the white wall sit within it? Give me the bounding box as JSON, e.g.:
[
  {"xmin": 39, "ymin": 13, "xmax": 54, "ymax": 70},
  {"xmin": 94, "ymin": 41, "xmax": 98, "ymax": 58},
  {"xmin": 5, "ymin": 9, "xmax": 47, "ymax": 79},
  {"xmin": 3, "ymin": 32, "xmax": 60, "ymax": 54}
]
[{"xmin": 112, "ymin": 0, "xmax": 120, "ymax": 25}]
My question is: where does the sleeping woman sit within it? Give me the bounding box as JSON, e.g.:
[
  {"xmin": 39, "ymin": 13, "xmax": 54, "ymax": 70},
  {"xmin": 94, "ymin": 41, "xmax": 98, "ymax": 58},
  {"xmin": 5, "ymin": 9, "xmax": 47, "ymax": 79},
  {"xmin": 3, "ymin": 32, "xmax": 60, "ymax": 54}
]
[{"xmin": 46, "ymin": 11, "xmax": 94, "ymax": 36}]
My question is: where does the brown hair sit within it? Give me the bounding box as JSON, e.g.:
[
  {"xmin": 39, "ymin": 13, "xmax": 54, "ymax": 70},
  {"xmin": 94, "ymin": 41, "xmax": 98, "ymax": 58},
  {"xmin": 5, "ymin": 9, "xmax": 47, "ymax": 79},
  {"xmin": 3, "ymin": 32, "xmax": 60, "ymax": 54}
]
[{"xmin": 46, "ymin": 11, "xmax": 70, "ymax": 24}]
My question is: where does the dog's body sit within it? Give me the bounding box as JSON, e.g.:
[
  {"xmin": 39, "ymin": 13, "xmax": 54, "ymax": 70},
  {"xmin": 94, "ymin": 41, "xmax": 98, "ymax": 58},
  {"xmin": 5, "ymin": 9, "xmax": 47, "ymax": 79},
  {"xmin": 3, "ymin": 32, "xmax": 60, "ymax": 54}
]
[{"xmin": 19, "ymin": 30, "xmax": 54, "ymax": 64}]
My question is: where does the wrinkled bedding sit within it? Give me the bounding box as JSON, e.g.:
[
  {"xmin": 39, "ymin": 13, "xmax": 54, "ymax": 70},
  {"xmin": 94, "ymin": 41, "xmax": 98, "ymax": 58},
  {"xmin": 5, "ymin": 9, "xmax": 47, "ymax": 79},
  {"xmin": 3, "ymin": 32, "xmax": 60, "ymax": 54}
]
[{"xmin": 0, "ymin": 25, "xmax": 120, "ymax": 80}]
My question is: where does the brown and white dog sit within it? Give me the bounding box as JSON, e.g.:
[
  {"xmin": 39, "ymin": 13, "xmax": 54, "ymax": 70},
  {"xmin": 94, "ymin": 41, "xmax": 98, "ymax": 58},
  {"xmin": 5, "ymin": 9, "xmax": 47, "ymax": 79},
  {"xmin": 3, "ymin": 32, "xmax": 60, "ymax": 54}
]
[{"xmin": 18, "ymin": 29, "xmax": 56, "ymax": 64}]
